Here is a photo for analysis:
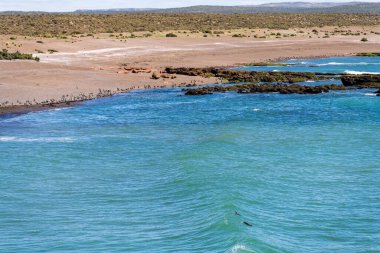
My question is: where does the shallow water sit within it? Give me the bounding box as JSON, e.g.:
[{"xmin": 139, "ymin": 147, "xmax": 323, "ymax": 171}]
[
  {"xmin": 236, "ymin": 56, "xmax": 380, "ymax": 74},
  {"xmin": 1, "ymin": 57, "xmax": 380, "ymax": 252}
]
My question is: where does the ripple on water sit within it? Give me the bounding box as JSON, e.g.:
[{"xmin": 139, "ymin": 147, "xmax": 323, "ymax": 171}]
[{"xmin": 0, "ymin": 57, "xmax": 379, "ymax": 252}]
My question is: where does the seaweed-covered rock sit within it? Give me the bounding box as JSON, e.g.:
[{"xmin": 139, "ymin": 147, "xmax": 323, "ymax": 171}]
[
  {"xmin": 341, "ymin": 74, "xmax": 380, "ymax": 88},
  {"xmin": 166, "ymin": 67, "xmax": 317, "ymax": 83},
  {"xmin": 185, "ymin": 88, "xmax": 213, "ymax": 95},
  {"xmin": 184, "ymin": 84, "xmax": 346, "ymax": 96}
]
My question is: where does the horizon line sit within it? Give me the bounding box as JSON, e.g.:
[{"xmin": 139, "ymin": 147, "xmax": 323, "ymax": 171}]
[{"xmin": 1, "ymin": 1, "xmax": 379, "ymax": 13}]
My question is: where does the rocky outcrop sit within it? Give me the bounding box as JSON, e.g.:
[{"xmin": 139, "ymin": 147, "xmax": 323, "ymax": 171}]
[
  {"xmin": 341, "ymin": 74, "xmax": 380, "ymax": 88},
  {"xmin": 184, "ymin": 84, "xmax": 347, "ymax": 96},
  {"xmin": 151, "ymin": 71, "xmax": 176, "ymax": 80},
  {"xmin": 185, "ymin": 89, "xmax": 213, "ymax": 95},
  {"xmin": 356, "ymin": 53, "xmax": 380, "ymax": 57},
  {"xmin": 166, "ymin": 67, "xmax": 317, "ymax": 83},
  {"xmin": 118, "ymin": 66, "xmax": 152, "ymax": 74},
  {"xmin": 151, "ymin": 71, "xmax": 161, "ymax": 79}
]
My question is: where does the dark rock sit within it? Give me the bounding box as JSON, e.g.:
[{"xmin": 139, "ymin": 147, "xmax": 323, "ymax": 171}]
[
  {"xmin": 341, "ymin": 74, "xmax": 380, "ymax": 88},
  {"xmin": 166, "ymin": 67, "xmax": 317, "ymax": 83},
  {"xmin": 185, "ymin": 88, "xmax": 213, "ymax": 96},
  {"xmin": 183, "ymin": 83, "xmax": 346, "ymax": 96}
]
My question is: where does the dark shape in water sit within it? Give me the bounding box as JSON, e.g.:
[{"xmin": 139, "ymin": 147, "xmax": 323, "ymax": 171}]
[
  {"xmin": 235, "ymin": 211, "xmax": 241, "ymax": 216},
  {"xmin": 243, "ymin": 221, "xmax": 253, "ymax": 227}
]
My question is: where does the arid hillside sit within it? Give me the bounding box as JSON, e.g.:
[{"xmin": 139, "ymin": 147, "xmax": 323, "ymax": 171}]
[{"xmin": 1, "ymin": 13, "xmax": 380, "ymax": 36}]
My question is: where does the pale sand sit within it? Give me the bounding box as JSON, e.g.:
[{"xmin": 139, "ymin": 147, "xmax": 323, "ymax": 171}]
[{"xmin": 1, "ymin": 26, "xmax": 380, "ymax": 112}]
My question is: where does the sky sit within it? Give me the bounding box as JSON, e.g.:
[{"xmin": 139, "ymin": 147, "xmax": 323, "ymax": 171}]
[{"xmin": 0, "ymin": 0, "xmax": 379, "ymax": 12}]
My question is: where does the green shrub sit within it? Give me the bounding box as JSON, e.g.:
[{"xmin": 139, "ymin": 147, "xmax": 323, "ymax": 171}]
[{"xmin": 0, "ymin": 49, "xmax": 39, "ymax": 61}]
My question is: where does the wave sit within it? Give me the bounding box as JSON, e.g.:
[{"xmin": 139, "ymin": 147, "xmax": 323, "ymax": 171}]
[
  {"xmin": 317, "ymin": 62, "xmax": 379, "ymax": 66},
  {"xmin": 0, "ymin": 136, "xmax": 75, "ymax": 143},
  {"xmin": 364, "ymin": 93, "xmax": 377, "ymax": 96},
  {"xmin": 230, "ymin": 243, "xmax": 256, "ymax": 253},
  {"xmin": 344, "ymin": 70, "xmax": 380, "ymax": 75},
  {"xmin": 297, "ymin": 62, "xmax": 380, "ymax": 66}
]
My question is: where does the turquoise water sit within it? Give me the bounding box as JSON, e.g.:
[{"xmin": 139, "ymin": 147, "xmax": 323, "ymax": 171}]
[
  {"xmin": 1, "ymin": 58, "xmax": 380, "ymax": 252},
  {"xmin": 236, "ymin": 56, "xmax": 380, "ymax": 74}
]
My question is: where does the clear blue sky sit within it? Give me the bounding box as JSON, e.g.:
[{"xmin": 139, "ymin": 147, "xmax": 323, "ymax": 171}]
[{"xmin": 0, "ymin": 0, "xmax": 378, "ymax": 12}]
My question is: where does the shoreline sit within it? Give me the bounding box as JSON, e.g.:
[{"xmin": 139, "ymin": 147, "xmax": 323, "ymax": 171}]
[
  {"xmin": 1, "ymin": 30, "xmax": 380, "ymax": 116},
  {"xmin": 0, "ymin": 102, "xmax": 78, "ymax": 116},
  {"xmin": 0, "ymin": 51, "xmax": 378, "ymax": 116},
  {"xmin": 0, "ymin": 79, "xmax": 215, "ymax": 115}
]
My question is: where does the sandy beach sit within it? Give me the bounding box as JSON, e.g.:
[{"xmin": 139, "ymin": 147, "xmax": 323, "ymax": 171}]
[{"xmin": 1, "ymin": 25, "xmax": 380, "ymax": 113}]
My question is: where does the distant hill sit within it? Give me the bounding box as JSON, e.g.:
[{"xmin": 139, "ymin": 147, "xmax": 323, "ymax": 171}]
[
  {"xmin": 251, "ymin": 1, "xmax": 359, "ymax": 8},
  {"xmin": 1, "ymin": 2, "xmax": 380, "ymax": 15},
  {"xmin": 74, "ymin": 8, "xmax": 157, "ymax": 14},
  {"xmin": 0, "ymin": 11, "xmax": 47, "ymax": 15},
  {"xmin": 156, "ymin": 2, "xmax": 380, "ymax": 14}
]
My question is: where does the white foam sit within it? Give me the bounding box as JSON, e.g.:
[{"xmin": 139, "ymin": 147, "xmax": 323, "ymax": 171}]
[
  {"xmin": 296, "ymin": 61, "xmax": 380, "ymax": 67},
  {"xmin": 344, "ymin": 70, "xmax": 380, "ymax": 75},
  {"xmin": 253, "ymin": 108, "xmax": 261, "ymax": 112},
  {"xmin": 0, "ymin": 136, "xmax": 75, "ymax": 143},
  {"xmin": 49, "ymin": 108, "xmax": 69, "ymax": 112},
  {"xmin": 318, "ymin": 62, "xmax": 380, "ymax": 66},
  {"xmin": 364, "ymin": 93, "xmax": 377, "ymax": 96},
  {"xmin": 230, "ymin": 243, "xmax": 256, "ymax": 253}
]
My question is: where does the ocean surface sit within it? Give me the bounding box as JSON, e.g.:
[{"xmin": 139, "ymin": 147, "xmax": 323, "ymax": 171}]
[
  {"xmin": 236, "ymin": 56, "xmax": 380, "ymax": 74},
  {"xmin": 1, "ymin": 57, "xmax": 380, "ymax": 252}
]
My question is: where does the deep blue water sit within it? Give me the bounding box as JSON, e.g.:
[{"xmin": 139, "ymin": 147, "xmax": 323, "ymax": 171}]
[
  {"xmin": 236, "ymin": 56, "xmax": 380, "ymax": 74},
  {"xmin": 1, "ymin": 57, "xmax": 380, "ymax": 252}
]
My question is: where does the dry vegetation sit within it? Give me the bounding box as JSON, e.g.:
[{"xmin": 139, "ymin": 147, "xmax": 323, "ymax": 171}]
[
  {"xmin": 0, "ymin": 13, "xmax": 379, "ymax": 36},
  {"xmin": 0, "ymin": 49, "xmax": 39, "ymax": 61}
]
